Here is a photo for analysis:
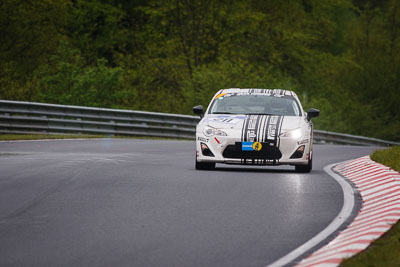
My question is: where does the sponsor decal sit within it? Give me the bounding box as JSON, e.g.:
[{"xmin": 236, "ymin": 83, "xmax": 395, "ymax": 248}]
[
  {"xmin": 252, "ymin": 142, "xmax": 262, "ymax": 151},
  {"xmin": 241, "ymin": 141, "xmax": 263, "ymax": 151},
  {"xmin": 242, "ymin": 142, "xmax": 254, "ymax": 151},
  {"xmin": 197, "ymin": 137, "xmax": 209, "ymax": 142},
  {"xmin": 297, "ymin": 139, "xmax": 309, "ymax": 145},
  {"xmin": 242, "ymin": 158, "xmax": 277, "ymax": 165}
]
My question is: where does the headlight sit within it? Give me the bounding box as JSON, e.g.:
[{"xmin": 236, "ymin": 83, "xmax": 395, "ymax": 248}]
[
  {"xmin": 203, "ymin": 126, "xmax": 227, "ymax": 137},
  {"xmin": 280, "ymin": 128, "xmax": 303, "ymax": 139}
]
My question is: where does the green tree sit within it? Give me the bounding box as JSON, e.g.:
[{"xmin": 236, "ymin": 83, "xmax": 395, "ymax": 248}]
[
  {"xmin": 0, "ymin": 0, "xmax": 70, "ymax": 76},
  {"xmin": 34, "ymin": 42, "xmax": 124, "ymax": 108}
]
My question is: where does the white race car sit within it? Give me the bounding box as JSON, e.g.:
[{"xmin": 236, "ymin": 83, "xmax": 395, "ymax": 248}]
[{"xmin": 193, "ymin": 88, "xmax": 319, "ymax": 172}]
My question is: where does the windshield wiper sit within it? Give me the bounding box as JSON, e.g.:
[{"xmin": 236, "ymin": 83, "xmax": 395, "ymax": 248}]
[{"xmin": 211, "ymin": 112, "xmax": 236, "ymax": 114}]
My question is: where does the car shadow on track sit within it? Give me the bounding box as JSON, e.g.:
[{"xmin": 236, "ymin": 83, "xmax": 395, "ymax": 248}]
[{"xmin": 212, "ymin": 166, "xmax": 296, "ymax": 173}]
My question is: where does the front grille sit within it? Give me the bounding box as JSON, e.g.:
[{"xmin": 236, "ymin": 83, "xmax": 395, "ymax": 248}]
[{"xmin": 222, "ymin": 142, "xmax": 282, "ymax": 160}]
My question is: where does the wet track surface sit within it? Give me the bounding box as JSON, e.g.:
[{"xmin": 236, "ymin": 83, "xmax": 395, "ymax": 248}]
[{"xmin": 0, "ymin": 139, "xmax": 377, "ymax": 267}]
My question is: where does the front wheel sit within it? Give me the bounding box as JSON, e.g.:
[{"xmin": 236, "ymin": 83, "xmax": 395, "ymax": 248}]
[
  {"xmin": 195, "ymin": 158, "xmax": 215, "ymax": 170},
  {"xmin": 295, "ymin": 157, "xmax": 312, "ymax": 173}
]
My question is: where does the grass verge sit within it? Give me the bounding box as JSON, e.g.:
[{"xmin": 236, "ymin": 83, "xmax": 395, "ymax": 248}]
[
  {"xmin": 341, "ymin": 146, "xmax": 400, "ymax": 267},
  {"xmin": 0, "ymin": 134, "xmax": 105, "ymax": 141},
  {"xmin": 371, "ymin": 146, "xmax": 400, "ymax": 173},
  {"xmin": 0, "ymin": 133, "xmax": 192, "ymax": 141}
]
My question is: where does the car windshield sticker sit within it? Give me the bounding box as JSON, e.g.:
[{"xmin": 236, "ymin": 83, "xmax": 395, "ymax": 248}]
[
  {"xmin": 215, "ymin": 93, "xmax": 227, "ymax": 99},
  {"xmin": 219, "ymin": 89, "xmax": 293, "ymax": 99},
  {"xmin": 205, "ymin": 115, "xmax": 246, "ymax": 125}
]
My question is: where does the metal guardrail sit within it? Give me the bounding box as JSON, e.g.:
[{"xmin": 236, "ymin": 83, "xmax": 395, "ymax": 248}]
[
  {"xmin": 313, "ymin": 130, "xmax": 399, "ymax": 147},
  {"xmin": 0, "ymin": 100, "xmax": 197, "ymax": 139},
  {"xmin": 0, "ymin": 100, "xmax": 399, "ymax": 146}
]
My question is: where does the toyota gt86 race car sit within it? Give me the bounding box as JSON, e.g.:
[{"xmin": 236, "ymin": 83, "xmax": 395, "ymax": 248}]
[{"xmin": 193, "ymin": 88, "xmax": 319, "ymax": 172}]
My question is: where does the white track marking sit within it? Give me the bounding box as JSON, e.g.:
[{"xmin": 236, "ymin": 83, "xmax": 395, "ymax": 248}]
[{"xmin": 267, "ymin": 161, "xmax": 355, "ymax": 267}]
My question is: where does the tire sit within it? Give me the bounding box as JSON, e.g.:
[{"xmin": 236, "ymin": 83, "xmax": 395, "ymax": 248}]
[
  {"xmin": 295, "ymin": 156, "xmax": 312, "ymax": 173},
  {"xmin": 195, "ymin": 158, "xmax": 215, "ymax": 170}
]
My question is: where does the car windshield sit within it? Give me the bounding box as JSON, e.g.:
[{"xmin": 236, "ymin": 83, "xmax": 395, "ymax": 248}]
[{"xmin": 209, "ymin": 94, "xmax": 301, "ymax": 116}]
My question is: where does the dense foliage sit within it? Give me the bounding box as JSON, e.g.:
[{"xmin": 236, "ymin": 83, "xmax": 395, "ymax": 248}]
[{"xmin": 0, "ymin": 0, "xmax": 399, "ymax": 141}]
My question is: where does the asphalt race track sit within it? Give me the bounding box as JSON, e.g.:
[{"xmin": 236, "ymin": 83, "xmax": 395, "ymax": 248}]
[{"xmin": 0, "ymin": 139, "xmax": 378, "ymax": 267}]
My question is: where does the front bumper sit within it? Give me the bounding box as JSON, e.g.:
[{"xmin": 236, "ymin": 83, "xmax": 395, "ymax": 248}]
[{"xmin": 196, "ymin": 132, "xmax": 311, "ymax": 165}]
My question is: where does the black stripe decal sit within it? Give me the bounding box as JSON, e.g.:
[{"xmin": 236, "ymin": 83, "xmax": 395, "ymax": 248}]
[
  {"xmin": 239, "ymin": 114, "xmax": 284, "ymax": 165},
  {"xmin": 263, "ymin": 115, "xmax": 271, "ymax": 142},
  {"xmin": 261, "ymin": 115, "xmax": 266, "ymax": 144},
  {"xmin": 276, "ymin": 116, "xmax": 284, "ymax": 149},
  {"xmin": 241, "ymin": 116, "xmax": 249, "ymax": 164},
  {"xmin": 241, "ymin": 116, "xmax": 249, "ymax": 142},
  {"xmin": 254, "ymin": 115, "xmax": 262, "ymax": 142},
  {"xmin": 273, "ymin": 116, "xmax": 283, "ymax": 164}
]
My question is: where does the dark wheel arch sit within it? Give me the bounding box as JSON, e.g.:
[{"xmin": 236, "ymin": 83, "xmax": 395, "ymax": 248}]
[
  {"xmin": 195, "ymin": 157, "xmax": 216, "ymax": 170},
  {"xmin": 295, "ymin": 153, "xmax": 312, "ymax": 173}
]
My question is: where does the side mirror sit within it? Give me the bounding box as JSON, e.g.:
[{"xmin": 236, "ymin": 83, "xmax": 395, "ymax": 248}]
[
  {"xmin": 193, "ymin": 105, "xmax": 204, "ymax": 118},
  {"xmin": 306, "ymin": 108, "xmax": 320, "ymax": 121}
]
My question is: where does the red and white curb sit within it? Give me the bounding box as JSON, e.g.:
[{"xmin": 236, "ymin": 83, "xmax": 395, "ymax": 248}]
[{"xmin": 296, "ymin": 156, "xmax": 400, "ymax": 266}]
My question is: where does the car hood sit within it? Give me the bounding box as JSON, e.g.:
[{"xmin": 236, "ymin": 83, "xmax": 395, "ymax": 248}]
[{"xmin": 204, "ymin": 114, "xmax": 302, "ymax": 132}]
